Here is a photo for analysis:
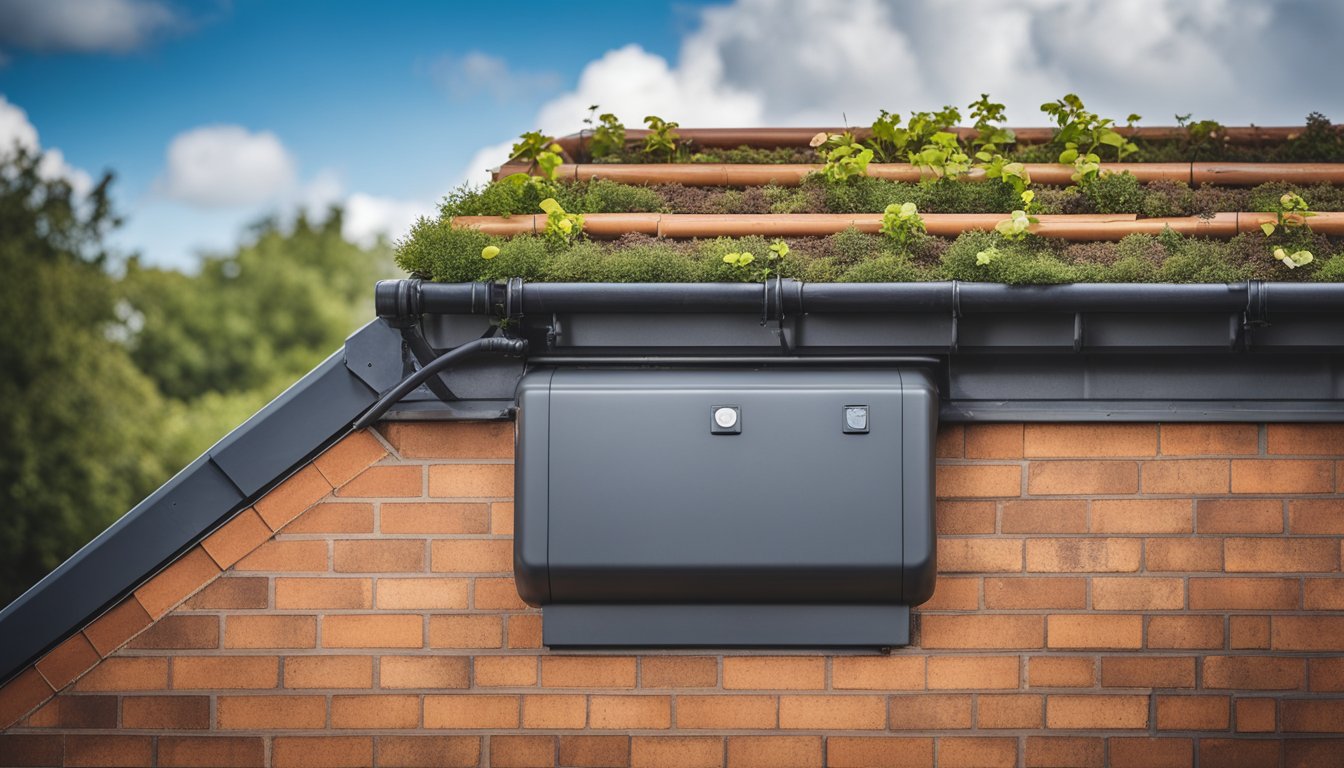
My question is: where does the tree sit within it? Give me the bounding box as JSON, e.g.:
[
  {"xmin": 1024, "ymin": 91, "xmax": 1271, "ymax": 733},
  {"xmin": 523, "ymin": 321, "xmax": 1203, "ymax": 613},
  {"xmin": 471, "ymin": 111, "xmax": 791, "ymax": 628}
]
[
  {"xmin": 0, "ymin": 147, "xmax": 176, "ymax": 605},
  {"xmin": 120, "ymin": 208, "xmax": 394, "ymax": 462},
  {"xmin": 0, "ymin": 145, "xmax": 394, "ymax": 604}
]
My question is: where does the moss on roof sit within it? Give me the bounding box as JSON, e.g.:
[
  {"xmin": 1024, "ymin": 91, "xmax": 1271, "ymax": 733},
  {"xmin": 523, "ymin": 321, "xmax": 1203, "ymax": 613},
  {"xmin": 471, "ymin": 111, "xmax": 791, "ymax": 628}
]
[{"xmin": 396, "ymin": 224, "xmax": 1344, "ymax": 285}]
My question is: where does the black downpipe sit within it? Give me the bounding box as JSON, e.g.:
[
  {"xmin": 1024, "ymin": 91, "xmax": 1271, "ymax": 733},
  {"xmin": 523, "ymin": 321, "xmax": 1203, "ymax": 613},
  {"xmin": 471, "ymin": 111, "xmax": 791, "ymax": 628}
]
[{"xmin": 352, "ymin": 336, "xmax": 528, "ymax": 430}]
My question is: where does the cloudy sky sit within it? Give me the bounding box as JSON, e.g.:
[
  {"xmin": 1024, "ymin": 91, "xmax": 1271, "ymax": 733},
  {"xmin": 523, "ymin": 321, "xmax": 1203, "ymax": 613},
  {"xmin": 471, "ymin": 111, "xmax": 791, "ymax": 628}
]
[{"xmin": 1, "ymin": 0, "xmax": 1341, "ymax": 270}]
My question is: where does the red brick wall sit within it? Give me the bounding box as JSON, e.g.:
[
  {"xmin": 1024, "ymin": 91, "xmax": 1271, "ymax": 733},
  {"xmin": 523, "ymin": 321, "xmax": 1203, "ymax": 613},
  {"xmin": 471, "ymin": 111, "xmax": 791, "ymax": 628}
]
[{"xmin": 2, "ymin": 422, "xmax": 1343, "ymax": 767}]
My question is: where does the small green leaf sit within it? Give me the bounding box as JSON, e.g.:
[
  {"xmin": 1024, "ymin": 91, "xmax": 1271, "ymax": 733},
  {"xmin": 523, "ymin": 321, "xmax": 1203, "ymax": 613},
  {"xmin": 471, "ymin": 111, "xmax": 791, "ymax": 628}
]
[
  {"xmin": 1058, "ymin": 148, "xmax": 1078, "ymax": 164},
  {"xmin": 1261, "ymin": 222, "xmax": 1276, "ymax": 236},
  {"xmin": 539, "ymin": 198, "xmax": 562, "ymax": 215},
  {"xmin": 480, "ymin": 245, "xmax": 500, "ymax": 260},
  {"xmin": 1098, "ymin": 131, "xmax": 1126, "ymax": 148}
]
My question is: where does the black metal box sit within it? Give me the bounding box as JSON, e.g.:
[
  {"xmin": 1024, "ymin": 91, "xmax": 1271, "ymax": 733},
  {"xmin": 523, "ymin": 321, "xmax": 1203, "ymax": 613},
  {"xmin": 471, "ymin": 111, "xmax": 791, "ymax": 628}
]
[{"xmin": 514, "ymin": 367, "xmax": 937, "ymax": 647}]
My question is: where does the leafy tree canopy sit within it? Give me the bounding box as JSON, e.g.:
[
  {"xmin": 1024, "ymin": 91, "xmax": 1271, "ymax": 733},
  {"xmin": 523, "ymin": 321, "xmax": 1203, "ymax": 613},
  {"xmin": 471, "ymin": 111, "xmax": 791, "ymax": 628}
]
[{"xmin": 0, "ymin": 145, "xmax": 391, "ymax": 604}]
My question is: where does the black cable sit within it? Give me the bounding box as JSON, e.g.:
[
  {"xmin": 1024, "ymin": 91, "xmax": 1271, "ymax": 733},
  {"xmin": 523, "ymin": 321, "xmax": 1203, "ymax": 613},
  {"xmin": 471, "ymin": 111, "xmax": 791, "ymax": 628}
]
[{"xmin": 352, "ymin": 337, "xmax": 528, "ymax": 430}]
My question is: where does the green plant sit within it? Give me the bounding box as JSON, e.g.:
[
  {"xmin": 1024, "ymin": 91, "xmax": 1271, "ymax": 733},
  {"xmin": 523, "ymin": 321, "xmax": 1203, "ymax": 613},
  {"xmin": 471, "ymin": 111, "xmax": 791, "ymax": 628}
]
[
  {"xmin": 584, "ymin": 106, "xmax": 626, "ymax": 160},
  {"xmin": 1175, "ymin": 113, "xmax": 1225, "ymax": 159},
  {"xmin": 814, "ymin": 132, "xmax": 875, "ymax": 183},
  {"xmin": 866, "ymin": 110, "xmax": 908, "ymax": 163},
  {"xmin": 968, "ymin": 94, "xmax": 1014, "ymax": 154},
  {"xmin": 975, "ymin": 245, "xmax": 1001, "ymax": 266},
  {"xmin": 1083, "ymin": 171, "xmax": 1145, "ymax": 214},
  {"xmin": 1260, "ymin": 192, "xmax": 1317, "ymax": 272},
  {"xmin": 1040, "ymin": 94, "xmax": 1137, "ymax": 185},
  {"xmin": 995, "ymin": 209, "xmax": 1038, "ymax": 241},
  {"xmin": 763, "ymin": 239, "xmax": 790, "ymax": 278},
  {"xmin": 722, "ymin": 250, "xmax": 755, "ymax": 279},
  {"xmin": 642, "ymin": 115, "xmax": 681, "ymax": 161},
  {"xmin": 510, "ymin": 131, "xmax": 565, "ymax": 180},
  {"xmin": 1261, "ymin": 192, "xmax": 1315, "ymax": 236},
  {"xmin": 1273, "ymin": 246, "xmax": 1314, "ymax": 269},
  {"xmin": 481, "ymin": 245, "xmax": 500, "ymax": 260},
  {"xmin": 978, "ymin": 153, "xmax": 1033, "ymax": 209},
  {"xmin": 539, "ymin": 198, "xmax": 583, "ymax": 246},
  {"xmin": 907, "ymin": 106, "xmax": 962, "ymax": 146},
  {"xmin": 879, "ymin": 201, "xmax": 926, "ymax": 249},
  {"xmin": 910, "ymin": 130, "xmax": 971, "ymax": 179},
  {"xmin": 865, "ymin": 106, "xmax": 961, "ymax": 165}
]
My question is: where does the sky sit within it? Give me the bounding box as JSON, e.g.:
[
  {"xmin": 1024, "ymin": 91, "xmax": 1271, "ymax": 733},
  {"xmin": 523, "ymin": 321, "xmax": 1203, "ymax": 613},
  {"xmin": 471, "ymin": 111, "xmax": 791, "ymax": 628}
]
[{"xmin": 1, "ymin": 0, "xmax": 1341, "ymax": 270}]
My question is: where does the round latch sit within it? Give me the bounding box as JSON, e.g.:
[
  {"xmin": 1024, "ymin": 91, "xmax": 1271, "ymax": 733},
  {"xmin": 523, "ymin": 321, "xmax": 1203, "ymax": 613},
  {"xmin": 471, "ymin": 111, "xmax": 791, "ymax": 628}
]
[{"xmin": 713, "ymin": 407, "xmax": 739, "ymax": 429}]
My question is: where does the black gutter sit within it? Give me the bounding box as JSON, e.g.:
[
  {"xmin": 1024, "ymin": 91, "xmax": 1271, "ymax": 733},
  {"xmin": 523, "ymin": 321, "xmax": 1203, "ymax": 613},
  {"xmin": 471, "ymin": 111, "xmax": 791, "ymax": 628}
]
[{"xmin": 379, "ymin": 279, "xmax": 1344, "ymax": 320}]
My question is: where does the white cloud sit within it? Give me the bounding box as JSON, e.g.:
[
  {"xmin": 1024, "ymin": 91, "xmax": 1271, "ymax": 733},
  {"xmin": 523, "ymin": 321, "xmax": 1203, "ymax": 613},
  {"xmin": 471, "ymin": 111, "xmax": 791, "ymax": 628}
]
[
  {"xmin": 297, "ymin": 168, "xmax": 346, "ymax": 214},
  {"xmin": 144, "ymin": 122, "xmax": 429, "ymax": 256},
  {"xmin": 461, "ymin": 43, "xmax": 762, "ymax": 182},
  {"xmin": 157, "ymin": 125, "xmax": 297, "ymax": 208},
  {"xmin": 342, "ymin": 193, "xmax": 432, "ymax": 248},
  {"xmin": 460, "ymin": 138, "xmax": 519, "ymax": 192},
  {"xmin": 460, "ymin": 0, "xmax": 1344, "ymax": 184},
  {"xmin": 0, "ymin": 96, "xmax": 39, "ymax": 151},
  {"xmin": 0, "ymin": 0, "xmax": 178, "ymax": 54},
  {"xmin": 425, "ymin": 52, "xmax": 563, "ymax": 102},
  {"xmin": 0, "ymin": 94, "xmax": 93, "ymax": 196}
]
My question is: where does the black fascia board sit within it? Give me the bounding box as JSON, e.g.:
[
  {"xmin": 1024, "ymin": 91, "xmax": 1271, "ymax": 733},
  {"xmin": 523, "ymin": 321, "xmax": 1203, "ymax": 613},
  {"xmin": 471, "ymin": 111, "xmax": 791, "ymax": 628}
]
[{"xmin": 0, "ymin": 321, "xmax": 397, "ymax": 688}]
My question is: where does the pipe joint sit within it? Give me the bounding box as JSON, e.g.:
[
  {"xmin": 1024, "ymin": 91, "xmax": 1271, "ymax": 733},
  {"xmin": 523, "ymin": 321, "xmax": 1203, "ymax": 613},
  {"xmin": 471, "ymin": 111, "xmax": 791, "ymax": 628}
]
[{"xmin": 375, "ymin": 278, "xmax": 422, "ymax": 327}]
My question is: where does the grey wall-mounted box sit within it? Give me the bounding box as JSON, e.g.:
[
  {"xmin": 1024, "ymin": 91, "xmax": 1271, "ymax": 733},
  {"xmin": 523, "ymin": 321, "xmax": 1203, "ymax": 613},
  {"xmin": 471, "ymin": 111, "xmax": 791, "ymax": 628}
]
[{"xmin": 514, "ymin": 367, "xmax": 938, "ymax": 648}]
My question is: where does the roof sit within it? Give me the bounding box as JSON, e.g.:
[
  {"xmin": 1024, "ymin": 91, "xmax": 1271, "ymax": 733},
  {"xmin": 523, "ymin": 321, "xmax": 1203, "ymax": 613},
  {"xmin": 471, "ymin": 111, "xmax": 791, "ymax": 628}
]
[{"xmin": 5, "ymin": 117, "xmax": 1344, "ymax": 698}]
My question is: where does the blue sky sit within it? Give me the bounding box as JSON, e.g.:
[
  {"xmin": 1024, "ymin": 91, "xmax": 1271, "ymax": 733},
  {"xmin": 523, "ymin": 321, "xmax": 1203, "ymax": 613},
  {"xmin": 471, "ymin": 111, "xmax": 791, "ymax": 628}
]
[
  {"xmin": 2, "ymin": 0, "xmax": 1341, "ymax": 270},
  {"xmin": 0, "ymin": 0, "xmax": 715, "ymax": 267}
]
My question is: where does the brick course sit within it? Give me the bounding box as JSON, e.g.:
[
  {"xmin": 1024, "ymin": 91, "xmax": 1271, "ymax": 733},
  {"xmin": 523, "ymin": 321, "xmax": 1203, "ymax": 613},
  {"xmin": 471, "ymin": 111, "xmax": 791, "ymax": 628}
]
[{"xmin": 3, "ymin": 421, "xmax": 1343, "ymax": 767}]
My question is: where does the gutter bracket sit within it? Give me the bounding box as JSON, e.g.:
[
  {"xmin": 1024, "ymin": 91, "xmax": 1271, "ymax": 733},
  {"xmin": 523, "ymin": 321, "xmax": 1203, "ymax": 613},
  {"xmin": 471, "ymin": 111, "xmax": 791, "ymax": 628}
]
[
  {"xmin": 370, "ymin": 277, "xmax": 459, "ymax": 400},
  {"xmin": 764, "ymin": 276, "xmax": 796, "ymax": 353},
  {"xmin": 545, "ymin": 313, "xmax": 563, "ymax": 352},
  {"xmin": 950, "ymin": 281, "xmax": 962, "ymax": 353},
  {"xmin": 504, "ymin": 277, "xmax": 525, "ymax": 326},
  {"xmin": 1242, "ymin": 280, "xmax": 1270, "ymax": 350},
  {"xmin": 400, "ymin": 324, "xmax": 458, "ymax": 402}
]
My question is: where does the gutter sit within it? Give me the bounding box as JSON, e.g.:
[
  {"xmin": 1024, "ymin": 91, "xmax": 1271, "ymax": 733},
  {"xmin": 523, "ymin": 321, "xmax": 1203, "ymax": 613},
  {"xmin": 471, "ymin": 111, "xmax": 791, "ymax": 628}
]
[
  {"xmin": 379, "ymin": 277, "xmax": 1344, "ymax": 423},
  {"xmin": 379, "ymin": 279, "xmax": 1344, "ymax": 319}
]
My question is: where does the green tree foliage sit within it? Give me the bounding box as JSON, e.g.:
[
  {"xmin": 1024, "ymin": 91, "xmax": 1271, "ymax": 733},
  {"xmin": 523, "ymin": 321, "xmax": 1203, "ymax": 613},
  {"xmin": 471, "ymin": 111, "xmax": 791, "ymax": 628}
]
[
  {"xmin": 0, "ymin": 146, "xmax": 392, "ymax": 604},
  {"xmin": 121, "ymin": 209, "xmax": 391, "ymax": 402},
  {"xmin": 0, "ymin": 147, "xmax": 176, "ymax": 605}
]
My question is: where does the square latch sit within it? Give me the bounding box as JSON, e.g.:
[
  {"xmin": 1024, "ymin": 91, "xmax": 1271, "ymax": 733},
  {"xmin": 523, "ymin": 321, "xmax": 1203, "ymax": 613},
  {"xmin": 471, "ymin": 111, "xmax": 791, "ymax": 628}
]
[
  {"xmin": 843, "ymin": 405, "xmax": 869, "ymax": 434},
  {"xmin": 711, "ymin": 405, "xmax": 741, "ymax": 434}
]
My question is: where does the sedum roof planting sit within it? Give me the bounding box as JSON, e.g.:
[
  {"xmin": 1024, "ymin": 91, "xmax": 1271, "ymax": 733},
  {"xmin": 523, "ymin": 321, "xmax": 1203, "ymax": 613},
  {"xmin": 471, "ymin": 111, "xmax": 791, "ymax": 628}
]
[{"xmin": 398, "ymin": 104, "xmax": 1344, "ymax": 285}]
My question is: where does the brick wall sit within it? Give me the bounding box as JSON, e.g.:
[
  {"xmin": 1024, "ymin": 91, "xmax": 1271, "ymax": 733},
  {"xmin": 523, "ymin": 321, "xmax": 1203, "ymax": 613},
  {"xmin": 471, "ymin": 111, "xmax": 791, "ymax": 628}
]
[{"xmin": 1, "ymin": 422, "xmax": 1342, "ymax": 767}]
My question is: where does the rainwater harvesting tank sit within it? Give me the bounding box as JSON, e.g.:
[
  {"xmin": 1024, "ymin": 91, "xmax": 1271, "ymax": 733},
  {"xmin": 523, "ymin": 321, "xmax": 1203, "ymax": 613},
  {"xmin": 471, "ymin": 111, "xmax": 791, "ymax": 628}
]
[{"xmin": 513, "ymin": 367, "xmax": 938, "ymax": 647}]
